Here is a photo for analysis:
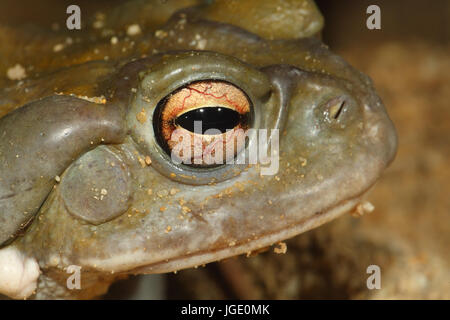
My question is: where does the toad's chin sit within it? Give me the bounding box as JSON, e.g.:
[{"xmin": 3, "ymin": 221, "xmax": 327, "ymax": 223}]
[{"xmin": 128, "ymin": 194, "xmax": 366, "ymax": 275}]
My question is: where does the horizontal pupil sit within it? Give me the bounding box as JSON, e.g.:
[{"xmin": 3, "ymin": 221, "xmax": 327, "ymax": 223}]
[{"xmin": 175, "ymin": 107, "xmax": 242, "ymax": 134}]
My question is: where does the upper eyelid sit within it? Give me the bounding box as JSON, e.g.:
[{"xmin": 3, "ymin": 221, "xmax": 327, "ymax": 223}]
[{"xmin": 160, "ymin": 80, "xmax": 251, "ymax": 121}]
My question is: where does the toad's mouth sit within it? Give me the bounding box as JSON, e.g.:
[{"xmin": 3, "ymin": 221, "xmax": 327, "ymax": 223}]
[{"xmin": 127, "ymin": 194, "xmax": 365, "ymax": 275}]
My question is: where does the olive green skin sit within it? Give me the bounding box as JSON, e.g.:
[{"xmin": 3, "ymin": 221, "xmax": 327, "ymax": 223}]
[{"xmin": 0, "ymin": 0, "xmax": 397, "ymax": 298}]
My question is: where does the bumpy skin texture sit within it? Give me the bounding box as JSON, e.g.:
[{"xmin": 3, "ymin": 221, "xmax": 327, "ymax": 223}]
[{"xmin": 0, "ymin": 0, "xmax": 397, "ymax": 299}]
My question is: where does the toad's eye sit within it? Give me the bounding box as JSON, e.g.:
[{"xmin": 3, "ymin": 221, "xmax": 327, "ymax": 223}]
[{"xmin": 153, "ymin": 80, "xmax": 252, "ymax": 167}]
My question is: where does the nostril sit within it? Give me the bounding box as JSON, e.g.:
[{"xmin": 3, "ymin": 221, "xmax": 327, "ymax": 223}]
[{"xmin": 326, "ymin": 96, "xmax": 346, "ymax": 120}]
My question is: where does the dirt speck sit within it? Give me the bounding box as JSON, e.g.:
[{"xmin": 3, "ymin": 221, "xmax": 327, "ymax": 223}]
[{"xmin": 127, "ymin": 24, "xmax": 141, "ymax": 36}]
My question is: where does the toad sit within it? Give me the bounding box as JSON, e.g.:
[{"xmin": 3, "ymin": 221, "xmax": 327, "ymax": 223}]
[{"xmin": 0, "ymin": 0, "xmax": 397, "ymax": 299}]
